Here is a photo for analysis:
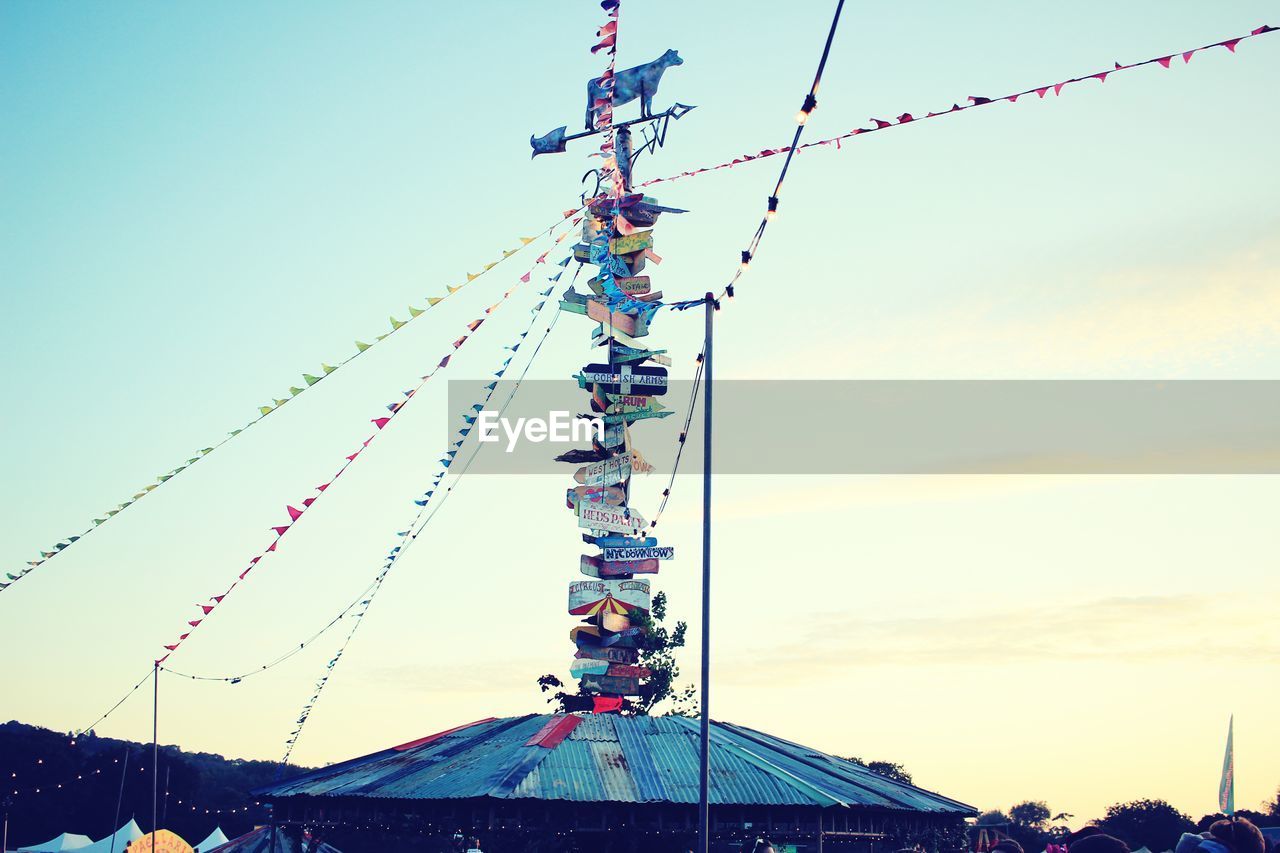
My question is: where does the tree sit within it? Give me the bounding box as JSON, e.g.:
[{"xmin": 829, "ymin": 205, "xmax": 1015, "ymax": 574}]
[
  {"xmin": 1266, "ymin": 786, "xmax": 1280, "ymax": 818},
  {"xmin": 844, "ymin": 757, "xmax": 914, "ymax": 786},
  {"xmin": 1010, "ymin": 801, "xmax": 1051, "ymax": 832},
  {"xmin": 536, "ymin": 591, "xmax": 692, "ymax": 716},
  {"xmin": 977, "ymin": 810, "xmax": 1011, "ymax": 827},
  {"xmin": 1098, "ymin": 799, "xmax": 1194, "ymax": 852}
]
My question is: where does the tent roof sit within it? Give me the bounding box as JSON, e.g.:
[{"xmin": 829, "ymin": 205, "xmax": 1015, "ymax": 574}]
[
  {"xmin": 16, "ymin": 832, "xmax": 93, "ymax": 852},
  {"xmin": 77, "ymin": 819, "xmax": 143, "ymax": 853},
  {"xmin": 256, "ymin": 714, "xmax": 976, "ymax": 814},
  {"xmin": 194, "ymin": 828, "xmax": 230, "ymax": 853}
]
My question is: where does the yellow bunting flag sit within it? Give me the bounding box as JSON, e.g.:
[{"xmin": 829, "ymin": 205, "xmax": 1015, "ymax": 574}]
[
  {"xmin": 520, "ymin": 236, "xmax": 536, "ymax": 245},
  {"xmin": 289, "ymin": 386, "xmax": 305, "ymax": 396},
  {"xmin": 321, "ymin": 364, "xmax": 337, "ymax": 375},
  {"xmin": 483, "ymin": 262, "xmax": 497, "ymax": 271},
  {"xmin": 304, "ymin": 374, "xmax": 321, "ymax": 386},
  {"xmin": 447, "ymin": 285, "xmax": 462, "ymax": 294},
  {"xmin": 259, "ymin": 405, "xmax": 274, "ymax": 415},
  {"xmin": 355, "ymin": 340, "xmax": 371, "ymax": 352},
  {"xmin": 466, "ymin": 273, "xmax": 479, "ymax": 281},
  {"xmin": 389, "ymin": 316, "xmax": 406, "ymax": 330},
  {"xmin": 427, "ymin": 297, "xmax": 443, "ymax": 306},
  {"xmin": 273, "ymin": 398, "xmax": 289, "ymax": 406},
  {"xmin": 503, "ymin": 249, "xmax": 518, "ymax": 258},
  {"xmin": 408, "ymin": 305, "xmax": 424, "ymax": 317}
]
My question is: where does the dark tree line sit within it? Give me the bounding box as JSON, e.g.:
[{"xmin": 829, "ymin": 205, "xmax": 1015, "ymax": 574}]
[{"xmin": 0, "ymin": 720, "xmax": 307, "ymax": 849}]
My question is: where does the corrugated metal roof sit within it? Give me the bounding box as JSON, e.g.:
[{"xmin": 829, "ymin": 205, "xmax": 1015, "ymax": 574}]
[{"xmin": 255, "ymin": 714, "xmax": 975, "ymax": 814}]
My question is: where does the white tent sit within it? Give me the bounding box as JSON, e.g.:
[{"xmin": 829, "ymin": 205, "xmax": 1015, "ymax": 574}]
[
  {"xmin": 76, "ymin": 819, "xmax": 143, "ymax": 853},
  {"xmin": 16, "ymin": 832, "xmax": 93, "ymax": 851},
  {"xmin": 194, "ymin": 828, "xmax": 229, "ymax": 853}
]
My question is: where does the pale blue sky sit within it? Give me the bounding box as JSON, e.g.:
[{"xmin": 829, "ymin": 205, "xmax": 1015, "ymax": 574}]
[{"xmin": 3, "ymin": 0, "xmax": 1278, "ymax": 822}]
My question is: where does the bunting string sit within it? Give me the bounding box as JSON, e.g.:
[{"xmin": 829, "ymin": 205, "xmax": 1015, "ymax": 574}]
[
  {"xmin": 1, "ymin": 211, "xmax": 584, "ymax": 596},
  {"xmin": 151, "ymin": 249, "xmax": 577, "ymax": 667},
  {"xmin": 640, "ymin": 23, "xmax": 1278, "ymax": 191},
  {"xmin": 279, "ymin": 266, "xmax": 579, "ymax": 764}
]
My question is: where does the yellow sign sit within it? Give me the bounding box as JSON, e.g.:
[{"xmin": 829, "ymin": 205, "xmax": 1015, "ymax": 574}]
[{"xmin": 127, "ymin": 830, "xmax": 195, "ymax": 853}]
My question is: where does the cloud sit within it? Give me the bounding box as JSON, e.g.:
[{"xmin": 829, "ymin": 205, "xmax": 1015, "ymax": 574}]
[
  {"xmin": 720, "ymin": 592, "xmax": 1280, "ymax": 686},
  {"xmin": 742, "ymin": 237, "xmax": 1280, "ymax": 379}
]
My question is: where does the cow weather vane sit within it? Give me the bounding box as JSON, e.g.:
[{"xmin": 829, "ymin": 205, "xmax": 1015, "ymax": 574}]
[{"xmin": 530, "ymin": 48, "xmax": 694, "ymax": 197}]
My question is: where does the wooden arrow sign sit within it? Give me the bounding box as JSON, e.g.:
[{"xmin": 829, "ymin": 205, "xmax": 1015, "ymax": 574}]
[
  {"xmin": 571, "ymin": 625, "xmax": 643, "ymax": 649},
  {"xmin": 588, "ymin": 275, "xmax": 651, "ymax": 297},
  {"xmin": 585, "ymin": 299, "xmax": 647, "ymax": 338},
  {"xmin": 578, "ymin": 503, "xmax": 647, "ymax": 535},
  {"xmin": 578, "ymin": 363, "xmax": 668, "ymax": 395},
  {"xmin": 580, "ymin": 554, "xmax": 659, "ymax": 578},
  {"xmin": 602, "ymin": 544, "xmax": 675, "ymax": 562},
  {"xmin": 604, "ymin": 407, "xmax": 672, "ymax": 425},
  {"xmin": 566, "ymin": 485, "xmax": 626, "ymax": 510},
  {"xmin": 608, "ymin": 230, "xmax": 653, "ymax": 255},
  {"xmin": 574, "ymin": 455, "xmax": 631, "ymax": 486},
  {"xmin": 568, "ymin": 579, "xmax": 651, "ymax": 616},
  {"xmin": 605, "ymin": 663, "xmax": 651, "ymax": 679},
  {"xmin": 574, "ymin": 646, "xmax": 638, "ymax": 664},
  {"xmin": 610, "ymin": 344, "xmax": 670, "ymax": 366},
  {"xmin": 569, "ymin": 658, "xmax": 610, "ymax": 678},
  {"xmin": 580, "ymin": 673, "xmax": 641, "ymax": 696},
  {"xmin": 585, "ymin": 534, "xmax": 656, "ymax": 548}
]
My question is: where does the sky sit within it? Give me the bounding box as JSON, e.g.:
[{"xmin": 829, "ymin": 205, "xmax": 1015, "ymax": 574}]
[{"xmin": 2, "ymin": 0, "xmax": 1279, "ymax": 827}]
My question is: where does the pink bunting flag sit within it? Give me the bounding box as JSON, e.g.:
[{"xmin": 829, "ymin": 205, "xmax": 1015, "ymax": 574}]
[
  {"xmin": 316, "ymin": 483, "xmax": 329, "ymax": 492},
  {"xmin": 250, "ymin": 556, "xmax": 261, "ymax": 564},
  {"xmin": 267, "ymin": 541, "xmax": 277, "ymax": 552},
  {"xmin": 211, "ymin": 596, "xmax": 224, "ymax": 603},
  {"xmin": 346, "ymin": 452, "xmax": 359, "ymax": 461},
  {"xmin": 1182, "ymin": 50, "xmax": 1197, "ymax": 63},
  {"xmin": 897, "ymin": 113, "xmax": 914, "ymax": 123},
  {"xmin": 287, "ymin": 505, "xmax": 303, "ymax": 521},
  {"xmin": 272, "ymin": 525, "xmax": 289, "ymax": 535},
  {"xmin": 453, "ymin": 336, "xmax": 467, "ymax": 348},
  {"xmin": 1253, "ymin": 25, "xmax": 1276, "ymax": 35},
  {"xmin": 871, "ymin": 118, "xmax": 891, "ymax": 128},
  {"xmin": 372, "ymin": 417, "xmax": 390, "ymax": 429},
  {"xmin": 156, "ymin": 654, "xmax": 170, "ymax": 665},
  {"xmin": 1156, "ymin": 56, "xmax": 1172, "ymax": 68},
  {"xmin": 164, "ymin": 643, "xmax": 179, "ymax": 651},
  {"xmin": 1091, "ymin": 72, "xmax": 1109, "ymax": 83},
  {"xmin": 1006, "ymin": 94, "xmax": 1019, "ymax": 103},
  {"xmin": 200, "ymin": 604, "xmax": 215, "ymax": 614},
  {"xmin": 536, "ymin": 251, "xmax": 548, "ymax": 263},
  {"xmin": 467, "ymin": 319, "xmax": 484, "ymax": 331},
  {"xmin": 302, "ymin": 497, "xmax": 315, "ymax": 507},
  {"xmin": 1053, "ymin": 82, "xmax": 1068, "ymax": 96},
  {"xmin": 1035, "ymin": 86, "xmax": 1050, "ymax": 98},
  {"xmin": 239, "ymin": 567, "xmax": 253, "ymax": 580},
  {"xmin": 1222, "ymin": 38, "xmax": 1241, "ymax": 52},
  {"xmin": 188, "ymin": 619, "xmax": 202, "ymax": 627},
  {"xmin": 519, "ymin": 271, "xmax": 531, "ymax": 283},
  {"xmin": 597, "ymin": 20, "xmax": 616, "ymax": 37}
]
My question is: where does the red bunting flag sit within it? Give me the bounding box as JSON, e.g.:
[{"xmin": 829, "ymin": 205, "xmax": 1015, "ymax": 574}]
[
  {"xmin": 272, "ymin": 525, "xmax": 289, "ymax": 535},
  {"xmin": 287, "ymin": 505, "xmax": 303, "ymax": 521},
  {"xmin": 302, "ymin": 497, "xmax": 315, "ymax": 507},
  {"xmin": 372, "ymin": 417, "xmax": 391, "ymax": 430},
  {"xmin": 200, "ymin": 604, "xmax": 215, "ymax": 614},
  {"xmin": 1157, "ymin": 56, "xmax": 1173, "ymax": 68},
  {"xmin": 188, "ymin": 619, "xmax": 202, "ymax": 627}
]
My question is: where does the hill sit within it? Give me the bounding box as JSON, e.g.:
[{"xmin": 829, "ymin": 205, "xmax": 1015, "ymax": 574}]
[{"xmin": 1, "ymin": 720, "xmax": 309, "ymax": 849}]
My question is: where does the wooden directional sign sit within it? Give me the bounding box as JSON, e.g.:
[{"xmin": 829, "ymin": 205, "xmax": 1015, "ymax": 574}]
[
  {"xmin": 587, "ymin": 534, "xmax": 656, "ymax": 548},
  {"xmin": 578, "ymin": 363, "xmax": 668, "ymax": 396},
  {"xmin": 605, "ymin": 663, "xmax": 651, "ymax": 679},
  {"xmin": 592, "ymin": 325, "xmax": 647, "ymax": 350},
  {"xmin": 568, "ymin": 579, "xmax": 651, "ymax": 616},
  {"xmin": 608, "ymin": 393, "xmax": 652, "ymax": 407},
  {"xmin": 574, "ymin": 455, "xmax": 631, "ymax": 486},
  {"xmin": 585, "ymin": 611, "xmax": 634, "ymax": 633},
  {"xmin": 580, "ymin": 673, "xmax": 641, "ymax": 696},
  {"xmin": 624, "ymin": 247, "xmax": 662, "ymax": 276},
  {"xmin": 588, "ymin": 275, "xmax": 651, "ymax": 296},
  {"xmin": 585, "ymin": 299, "xmax": 647, "ymax": 338},
  {"xmin": 602, "ymin": 544, "xmax": 675, "ymax": 562},
  {"xmin": 578, "ymin": 503, "xmax": 647, "ymax": 535},
  {"xmin": 603, "ymin": 406, "xmax": 671, "ymax": 425},
  {"xmin": 610, "ymin": 344, "xmax": 670, "ymax": 366},
  {"xmin": 571, "ymin": 625, "xmax": 642, "ymax": 649},
  {"xmin": 608, "ymin": 230, "xmax": 653, "ymax": 256},
  {"xmin": 575, "ymin": 645, "xmax": 638, "ymax": 664},
  {"xmin": 581, "ymin": 554, "xmax": 659, "ymax": 578},
  {"xmin": 569, "ymin": 657, "xmax": 610, "ymax": 678},
  {"xmin": 566, "ymin": 485, "xmax": 625, "ymax": 509}
]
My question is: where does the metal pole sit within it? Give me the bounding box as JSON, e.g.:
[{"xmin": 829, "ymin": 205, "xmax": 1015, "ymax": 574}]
[
  {"xmin": 152, "ymin": 661, "xmax": 159, "ymax": 849},
  {"xmin": 109, "ymin": 748, "xmax": 130, "ymax": 853},
  {"xmin": 697, "ymin": 292, "xmax": 714, "ymax": 853}
]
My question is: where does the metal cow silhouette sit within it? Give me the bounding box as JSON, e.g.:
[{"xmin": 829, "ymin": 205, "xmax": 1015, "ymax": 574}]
[{"xmin": 586, "ymin": 49, "xmax": 683, "ymax": 130}]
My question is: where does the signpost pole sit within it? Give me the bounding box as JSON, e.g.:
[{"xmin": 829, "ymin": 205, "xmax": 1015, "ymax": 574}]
[{"xmin": 697, "ymin": 291, "xmax": 714, "ymax": 853}]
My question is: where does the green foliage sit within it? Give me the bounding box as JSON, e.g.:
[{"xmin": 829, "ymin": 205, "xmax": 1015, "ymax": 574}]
[
  {"xmin": 1267, "ymin": 786, "xmax": 1280, "ymax": 818},
  {"xmin": 843, "ymin": 756, "xmax": 914, "ymax": 786},
  {"xmin": 1010, "ymin": 801, "xmax": 1052, "ymax": 831},
  {"xmin": 536, "ymin": 591, "xmax": 693, "ymax": 716},
  {"xmin": 976, "ymin": 809, "xmax": 1010, "ymax": 826},
  {"xmin": 1098, "ymin": 799, "xmax": 1195, "ymax": 852}
]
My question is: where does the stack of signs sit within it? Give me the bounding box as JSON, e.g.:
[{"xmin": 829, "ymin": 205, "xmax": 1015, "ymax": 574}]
[{"xmin": 556, "ymin": 186, "xmax": 685, "ymax": 710}]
